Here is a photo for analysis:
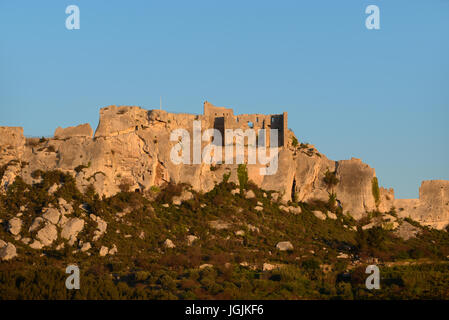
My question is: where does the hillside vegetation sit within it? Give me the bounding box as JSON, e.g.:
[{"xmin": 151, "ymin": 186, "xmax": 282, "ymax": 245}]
[{"xmin": 1, "ymin": 169, "xmax": 449, "ymax": 299}]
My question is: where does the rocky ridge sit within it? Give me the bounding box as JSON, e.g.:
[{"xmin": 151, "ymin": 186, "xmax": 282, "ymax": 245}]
[{"xmin": 0, "ymin": 102, "xmax": 448, "ymax": 230}]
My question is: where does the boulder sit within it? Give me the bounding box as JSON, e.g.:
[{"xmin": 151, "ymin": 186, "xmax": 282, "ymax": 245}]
[
  {"xmin": 61, "ymin": 218, "xmax": 85, "ymax": 243},
  {"xmin": 0, "ymin": 242, "xmax": 17, "ymax": 261},
  {"xmin": 47, "ymin": 183, "xmax": 59, "ymax": 195},
  {"xmin": 362, "ymin": 222, "xmax": 376, "ymax": 230},
  {"xmin": 29, "ymin": 241, "xmax": 44, "ymax": 249},
  {"xmin": 36, "ymin": 223, "xmax": 58, "ymax": 246},
  {"xmin": 209, "ymin": 220, "xmax": 231, "ymax": 230},
  {"xmin": 186, "ymin": 235, "xmax": 198, "ymax": 245},
  {"xmin": 59, "ymin": 198, "xmax": 73, "ymax": 214},
  {"xmin": 276, "ymin": 241, "xmax": 294, "ymax": 251},
  {"xmin": 246, "ymin": 224, "xmax": 260, "ymax": 233},
  {"xmin": 313, "ymin": 210, "xmax": 326, "ymax": 220},
  {"xmin": 8, "ymin": 217, "xmax": 22, "ymax": 236},
  {"xmin": 80, "ymin": 242, "xmax": 91, "ymax": 252},
  {"xmin": 327, "ymin": 211, "xmax": 337, "ymax": 220},
  {"xmin": 29, "ymin": 217, "xmax": 44, "ymax": 232},
  {"xmin": 99, "ymin": 246, "xmax": 109, "ymax": 256},
  {"xmin": 245, "ymin": 190, "xmax": 256, "ymax": 199},
  {"xmin": 164, "ymin": 239, "xmax": 175, "ymax": 249},
  {"xmin": 43, "ymin": 208, "xmax": 61, "ymax": 225},
  {"xmin": 263, "ymin": 263, "xmax": 282, "ymax": 271},
  {"xmin": 109, "ymin": 244, "xmax": 118, "ymax": 255},
  {"xmin": 289, "ymin": 206, "xmax": 302, "ymax": 214}
]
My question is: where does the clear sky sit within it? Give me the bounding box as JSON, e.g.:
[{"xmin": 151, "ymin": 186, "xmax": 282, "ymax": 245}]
[{"xmin": 0, "ymin": 0, "xmax": 448, "ymax": 198}]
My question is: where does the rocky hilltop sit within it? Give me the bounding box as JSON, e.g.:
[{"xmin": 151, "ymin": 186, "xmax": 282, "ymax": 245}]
[{"xmin": 1, "ymin": 101, "xmax": 448, "ymax": 229}]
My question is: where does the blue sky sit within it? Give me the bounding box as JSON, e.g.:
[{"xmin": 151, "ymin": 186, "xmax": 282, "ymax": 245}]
[{"xmin": 1, "ymin": 0, "xmax": 448, "ymax": 198}]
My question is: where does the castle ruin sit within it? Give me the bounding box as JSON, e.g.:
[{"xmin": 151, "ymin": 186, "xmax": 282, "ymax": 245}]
[{"xmin": 203, "ymin": 101, "xmax": 288, "ymax": 148}]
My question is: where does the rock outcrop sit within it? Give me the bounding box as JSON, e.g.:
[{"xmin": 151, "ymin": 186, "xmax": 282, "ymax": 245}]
[
  {"xmin": 36, "ymin": 223, "xmax": 58, "ymax": 246},
  {"xmin": 54, "ymin": 124, "xmax": 93, "ymax": 139},
  {"xmin": 334, "ymin": 158, "xmax": 377, "ymax": 219},
  {"xmin": 61, "ymin": 218, "xmax": 85, "ymax": 244},
  {"xmin": 393, "ymin": 180, "xmax": 449, "ymax": 229},
  {"xmin": 0, "ymin": 101, "xmax": 448, "ymax": 229},
  {"xmin": 0, "ymin": 241, "xmax": 17, "ymax": 261},
  {"xmin": 8, "ymin": 218, "xmax": 22, "ymax": 236}
]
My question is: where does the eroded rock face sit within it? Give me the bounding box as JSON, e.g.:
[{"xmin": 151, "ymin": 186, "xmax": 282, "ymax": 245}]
[
  {"xmin": 0, "ymin": 127, "xmax": 25, "ymax": 163},
  {"xmin": 334, "ymin": 158, "xmax": 377, "ymax": 219},
  {"xmin": 90, "ymin": 214, "xmax": 107, "ymax": 241},
  {"xmin": 0, "ymin": 102, "xmax": 448, "ymax": 228},
  {"xmin": 54, "ymin": 124, "xmax": 93, "ymax": 139},
  {"xmin": 395, "ymin": 221, "xmax": 420, "ymax": 240},
  {"xmin": 394, "ymin": 180, "xmax": 449, "ymax": 229}
]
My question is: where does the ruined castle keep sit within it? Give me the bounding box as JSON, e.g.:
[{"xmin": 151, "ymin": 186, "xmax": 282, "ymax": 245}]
[
  {"xmin": 203, "ymin": 101, "xmax": 288, "ymax": 148},
  {"xmin": 0, "ymin": 101, "xmax": 448, "ymax": 229}
]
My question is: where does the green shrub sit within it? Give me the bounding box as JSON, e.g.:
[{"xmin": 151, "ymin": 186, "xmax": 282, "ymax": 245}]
[
  {"xmin": 74, "ymin": 162, "xmax": 91, "ymax": 173},
  {"xmin": 0, "ymin": 164, "xmax": 7, "ymax": 180},
  {"xmin": 222, "ymin": 172, "xmax": 231, "ymax": 183},
  {"xmin": 2, "ymin": 169, "xmax": 449, "ymax": 300},
  {"xmin": 291, "ymin": 136, "xmax": 299, "ymax": 148},
  {"xmin": 323, "ymin": 169, "xmax": 339, "ymax": 189},
  {"xmin": 372, "ymin": 177, "xmax": 380, "ymax": 207},
  {"xmin": 237, "ymin": 164, "xmax": 248, "ymax": 190}
]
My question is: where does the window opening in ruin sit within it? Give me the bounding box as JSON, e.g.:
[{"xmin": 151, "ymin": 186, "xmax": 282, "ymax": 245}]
[{"xmin": 248, "ymin": 121, "xmax": 254, "ymax": 128}]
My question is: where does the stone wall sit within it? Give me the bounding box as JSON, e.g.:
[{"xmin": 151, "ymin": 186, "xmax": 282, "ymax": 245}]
[{"xmin": 204, "ymin": 101, "xmax": 287, "ymax": 147}]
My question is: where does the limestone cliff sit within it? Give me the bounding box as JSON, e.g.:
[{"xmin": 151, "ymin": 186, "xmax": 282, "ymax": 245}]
[{"xmin": 0, "ymin": 102, "xmax": 448, "ymax": 229}]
